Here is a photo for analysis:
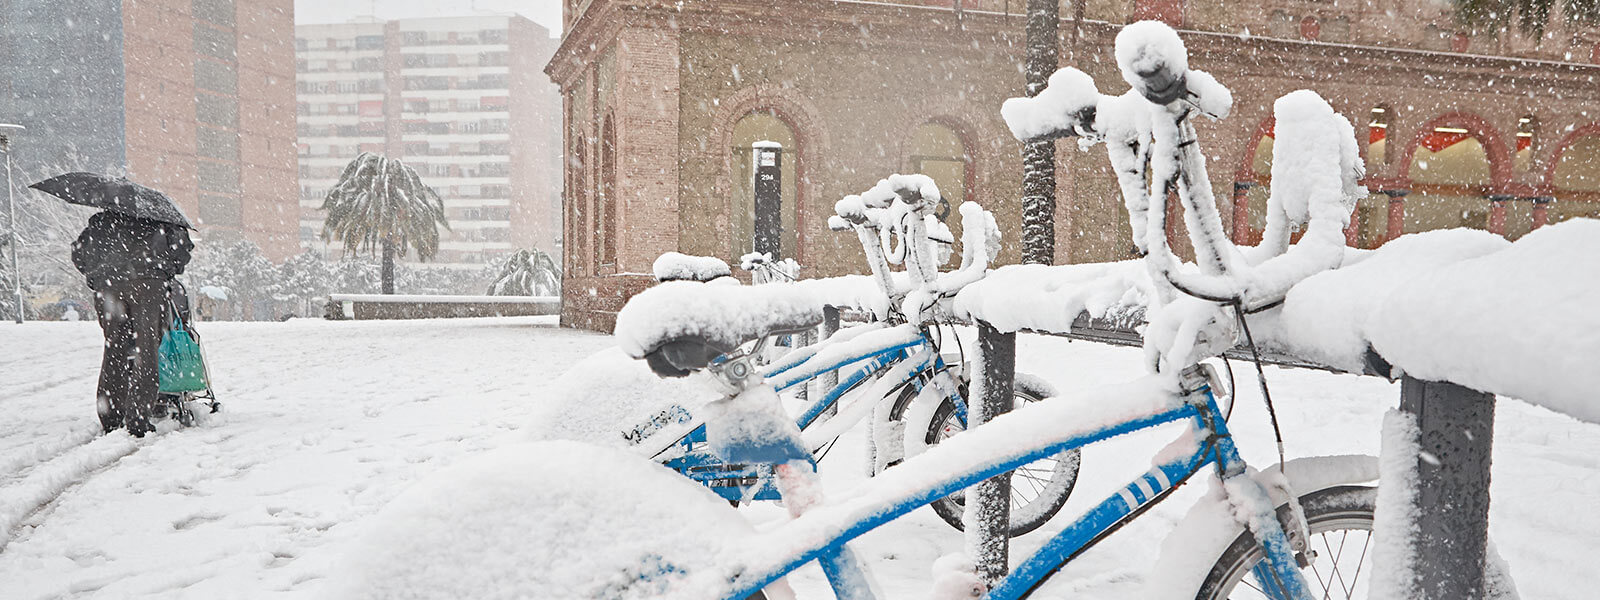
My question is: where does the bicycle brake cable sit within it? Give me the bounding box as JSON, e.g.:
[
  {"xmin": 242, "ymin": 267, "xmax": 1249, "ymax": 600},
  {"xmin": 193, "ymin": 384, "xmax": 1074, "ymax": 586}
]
[{"xmin": 1232, "ymin": 301, "xmax": 1286, "ymax": 473}]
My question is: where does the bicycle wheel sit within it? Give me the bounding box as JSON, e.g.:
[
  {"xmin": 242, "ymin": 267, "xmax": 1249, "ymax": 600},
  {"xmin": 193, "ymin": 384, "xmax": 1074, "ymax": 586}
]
[
  {"xmin": 1198, "ymin": 485, "xmax": 1378, "ymax": 599},
  {"xmin": 926, "ymin": 376, "xmax": 1081, "ymax": 537}
]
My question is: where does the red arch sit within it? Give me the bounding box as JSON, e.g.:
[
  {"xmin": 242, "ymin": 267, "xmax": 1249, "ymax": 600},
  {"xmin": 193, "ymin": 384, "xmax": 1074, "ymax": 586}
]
[
  {"xmin": 1542, "ymin": 122, "xmax": 1600, "ymax": 191},
  {"xmin": 1394, "ymin": 112, "xmax": 1513, "ymax": 187},
  {"xmin": 1233, "ymin": 115, "xmax": 1277, "ymax": 182}
]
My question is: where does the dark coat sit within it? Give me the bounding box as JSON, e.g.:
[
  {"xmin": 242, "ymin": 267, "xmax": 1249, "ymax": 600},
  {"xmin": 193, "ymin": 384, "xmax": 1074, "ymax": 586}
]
[{"xmin": 71, "ymin": 211, "xmax": 194, "ymax": 290}]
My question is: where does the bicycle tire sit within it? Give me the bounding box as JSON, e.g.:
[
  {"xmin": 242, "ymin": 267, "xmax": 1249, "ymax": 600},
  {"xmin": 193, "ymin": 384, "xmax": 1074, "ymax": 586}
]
[
  {"xmin": 925, "ymin": 376, "xmax": 1081, "ymax": 537},
  {"xmin": 1198, "ymin": 485, "xmax": 1378, "ymax": 599},
  {"xmin": 1198, "ymin": 484, "xmax": 1518, "ymax": 600}
]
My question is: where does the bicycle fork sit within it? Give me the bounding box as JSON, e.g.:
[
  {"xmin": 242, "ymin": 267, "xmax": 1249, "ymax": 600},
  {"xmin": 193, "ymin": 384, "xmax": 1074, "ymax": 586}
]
[{"xmin": 1205, "ymin": 407, "xmax": 1316, "ymax": 600}]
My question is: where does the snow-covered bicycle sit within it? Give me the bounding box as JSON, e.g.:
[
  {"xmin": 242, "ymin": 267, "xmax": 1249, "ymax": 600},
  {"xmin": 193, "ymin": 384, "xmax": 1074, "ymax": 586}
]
[{"xmin": 622, "ymin": 176, "xmax": 1079, "ymax": 536}]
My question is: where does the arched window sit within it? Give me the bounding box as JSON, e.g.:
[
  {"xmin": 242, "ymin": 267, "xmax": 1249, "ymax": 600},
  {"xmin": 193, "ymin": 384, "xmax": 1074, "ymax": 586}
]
[
  {"xmin": 598, "ymin": 115, "xmax": 618, "ymax": 266},
  {"xmin": 570, "ymin": 139, "xmax": 588, "ymax": 275},
  {"xmin": 1406, "ymin": 123, "xmax": 1494, "ymax": 234},
  {"xmin": 729, "ymin": 111, "xmax": 799, "ymax": 261},
  {"xmin": 1233, "ymin": 124, "xmax": 1274, "ymax": 246},
  {"xmin": 1550, "ymin": 132, "xmax": 1600, "ymax": 226},
  {"xmin": 909, "ymin": 122, "xmax": 971, "ymax": 265}
]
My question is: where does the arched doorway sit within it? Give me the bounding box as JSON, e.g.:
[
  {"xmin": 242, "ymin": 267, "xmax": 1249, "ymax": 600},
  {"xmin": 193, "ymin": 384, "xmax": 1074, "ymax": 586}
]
[
  {"xmin": 729, "ymin": 111, "xmax": 799, "ymax": 262},
  {"xmin": 909, "ymin": 121, "xmax": 972, "ymax": 267}
]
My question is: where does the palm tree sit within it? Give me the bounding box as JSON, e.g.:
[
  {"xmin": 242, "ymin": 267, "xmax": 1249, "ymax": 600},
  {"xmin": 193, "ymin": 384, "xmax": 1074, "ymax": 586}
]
[
  {"xmin": 1455, "ymin": 0, "xmax": 1600, "ymax": 36},
  {"xmin": 321, "ymin": 153, "xmax": 449, "ymax": 294},
  {"xmin": 1021, "ymin": 0, "xmax": 1060, "ymax": 265}
]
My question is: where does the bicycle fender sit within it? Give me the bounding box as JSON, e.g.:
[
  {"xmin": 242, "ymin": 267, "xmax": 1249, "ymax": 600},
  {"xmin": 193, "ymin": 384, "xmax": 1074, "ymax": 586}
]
[{"xmin": 1141, "ymin": 454, "xmax": 1378, "ymax": 600}]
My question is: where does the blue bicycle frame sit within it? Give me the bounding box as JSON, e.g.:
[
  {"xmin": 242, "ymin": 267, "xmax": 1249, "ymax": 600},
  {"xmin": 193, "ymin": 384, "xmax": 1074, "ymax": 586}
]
[
  {"xmin": 656, "ymin": 325, "xmax": 955, "ymax": 503},
  {"xmin": 714, "ymin": 366, "xmax": 1316, "ymax": 600}
]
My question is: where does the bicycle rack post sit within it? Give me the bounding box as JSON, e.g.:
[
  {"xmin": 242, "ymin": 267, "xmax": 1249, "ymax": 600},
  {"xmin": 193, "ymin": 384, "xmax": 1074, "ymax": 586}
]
[
  {"xmin": 819, "ymin": 305, "xmax": 841, "ymax": 419},
  {"xmin": 970, "ymin": 320, "xmax": 1016, "ymax": 584},
  {"xmin": 1383, "ymin": 376, "xmax": 1497, "ymax": 598}
]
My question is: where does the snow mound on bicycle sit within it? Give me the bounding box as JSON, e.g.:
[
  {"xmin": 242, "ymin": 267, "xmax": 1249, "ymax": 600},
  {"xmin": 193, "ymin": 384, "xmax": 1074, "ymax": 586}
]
[
  {"xmin": 324, "ymin": 440, "xmax": 757, "ymax": 600},
  {"xmin": 653, "ymin": 252, "xmax": 733, "ymax": 283},
  {"xmin": 615, "ymin": 276, "xmax": 892, "ymax": 359},
  {"xmin": 528, "ymin": 347, "xmax": 720, "ymax": 448}
]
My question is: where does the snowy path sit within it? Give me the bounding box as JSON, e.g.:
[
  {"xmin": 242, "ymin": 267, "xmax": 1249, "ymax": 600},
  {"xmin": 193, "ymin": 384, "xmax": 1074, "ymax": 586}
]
[
  {"xmin": 0, "ymin": 317, "xmax": 612, "ymax": 598},
  {"xmin": 1, "ymin": 318, "xmax": 1596, "ymax": 598}
]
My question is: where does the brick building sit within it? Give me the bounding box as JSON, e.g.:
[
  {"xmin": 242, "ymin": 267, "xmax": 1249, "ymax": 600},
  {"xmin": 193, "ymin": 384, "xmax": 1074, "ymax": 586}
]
[
  {"xmin": 295, "ymin": 16, "xmax": 561, "ymax": 269},
  {"xmin": 0, "ymin": 0, "xmax": 300, "ymax": 260},
  {"xmin": 548, "ymin": 0, "xmax": 1600, "ymax": 331}
]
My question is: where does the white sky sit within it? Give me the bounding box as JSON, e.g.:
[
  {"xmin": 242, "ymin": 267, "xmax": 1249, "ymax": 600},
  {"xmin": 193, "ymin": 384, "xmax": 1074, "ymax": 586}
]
[{"xmin": 293, "ymin": 0, "xmax": 563, "ymax": 37}]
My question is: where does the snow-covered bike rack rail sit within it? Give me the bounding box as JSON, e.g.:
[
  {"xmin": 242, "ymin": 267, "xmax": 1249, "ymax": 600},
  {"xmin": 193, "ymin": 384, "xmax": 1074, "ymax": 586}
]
[{"xmin": 953, "ymin": 218, "xmax": 1600, "ymax": 597}]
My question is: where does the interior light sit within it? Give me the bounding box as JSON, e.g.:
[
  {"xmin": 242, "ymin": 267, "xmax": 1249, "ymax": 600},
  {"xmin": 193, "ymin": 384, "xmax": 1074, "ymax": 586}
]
[{"xmin": 1434, "ymin": 127, "xmax": 1470, "ymax": 134}]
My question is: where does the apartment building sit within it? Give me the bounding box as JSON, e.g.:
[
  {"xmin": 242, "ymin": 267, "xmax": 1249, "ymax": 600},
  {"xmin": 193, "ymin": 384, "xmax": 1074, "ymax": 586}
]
[
  {"xmin": 295, "ymin": 16, "xmax": 560, "ymax": 268},
  {"xmin": 0, "ymin": 0, "xmax": 299, "ymax": 260}
]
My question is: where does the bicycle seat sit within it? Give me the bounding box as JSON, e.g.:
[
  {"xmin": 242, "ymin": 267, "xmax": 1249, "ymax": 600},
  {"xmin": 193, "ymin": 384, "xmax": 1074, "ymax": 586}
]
[
  {"xmin": 643, "ymin": 336, "xmax": 727, "ymax": 378},
  {"xmin": 618, "ymin": 281, "xmax": 829, "ymax": 375}
]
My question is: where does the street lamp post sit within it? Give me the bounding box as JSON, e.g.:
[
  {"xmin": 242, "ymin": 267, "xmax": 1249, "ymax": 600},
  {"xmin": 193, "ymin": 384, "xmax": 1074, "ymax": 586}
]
[{"xmin": 1, "ymin": 123, "xmax": 25, "ymax": 324}]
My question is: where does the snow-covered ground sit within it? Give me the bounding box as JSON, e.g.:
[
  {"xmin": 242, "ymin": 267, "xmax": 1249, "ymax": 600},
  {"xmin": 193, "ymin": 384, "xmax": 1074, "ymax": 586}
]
[{"xmin": 1, "ymin": 317, "xmax": 1597, "ymax": 598}]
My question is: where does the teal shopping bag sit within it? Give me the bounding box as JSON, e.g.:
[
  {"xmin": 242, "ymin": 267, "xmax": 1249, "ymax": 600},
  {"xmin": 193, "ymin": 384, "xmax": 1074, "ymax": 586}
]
[{"xmin": 158, "ymin": 317, "xmax": 209, "ymax": 394}]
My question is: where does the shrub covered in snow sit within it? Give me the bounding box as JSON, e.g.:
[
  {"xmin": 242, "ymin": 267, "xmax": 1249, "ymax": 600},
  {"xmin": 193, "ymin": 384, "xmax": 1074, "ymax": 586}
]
[{"xmin": 486, "ymin": 247, "xmax": 561, "ymax": 296}]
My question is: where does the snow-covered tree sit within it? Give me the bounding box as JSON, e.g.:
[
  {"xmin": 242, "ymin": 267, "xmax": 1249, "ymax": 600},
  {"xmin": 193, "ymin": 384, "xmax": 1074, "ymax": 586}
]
[
  {"xmin": 1455, "ymin": 0, "xmax": 1600, "ymax": 35},
  {"xmin": 320, "ymin": 153, "xmax": 450, "ymax": 295},
  {"xmin": 187, "ymin": 239, "xmax": 282, "ymax": 319},
  {"xmin": 486, "ymin": 248, "xmax": 561, "ymax": 296},
  {"xmin": 277, "ymin": 249, "xmax": 334, "ymax": 316},
  {"xmin": 0, "ymin": 158, "xmax": 98, "ymax": 320},
  {"xmin": 330, "ymin": 255, "xmax": 381, "ymax": 296}
]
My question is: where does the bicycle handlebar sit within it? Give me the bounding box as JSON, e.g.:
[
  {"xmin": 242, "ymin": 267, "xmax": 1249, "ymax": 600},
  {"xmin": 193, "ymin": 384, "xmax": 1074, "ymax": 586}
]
[{"xmin": 999, "ymin": 21, "xmax": 1363, "ymax": 371}]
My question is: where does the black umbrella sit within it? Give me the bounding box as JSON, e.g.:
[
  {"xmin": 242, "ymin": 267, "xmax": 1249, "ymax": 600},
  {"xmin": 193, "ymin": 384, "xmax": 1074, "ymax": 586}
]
[{"xmin": 29, "ymin": 172, "xmax": 194, "ymax": 229}]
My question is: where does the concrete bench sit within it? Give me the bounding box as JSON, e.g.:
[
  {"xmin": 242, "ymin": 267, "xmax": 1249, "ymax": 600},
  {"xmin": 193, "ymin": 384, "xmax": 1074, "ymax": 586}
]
[{"xmin": 325, "ymin": 294, "xmax": 560, "ymax": 321}]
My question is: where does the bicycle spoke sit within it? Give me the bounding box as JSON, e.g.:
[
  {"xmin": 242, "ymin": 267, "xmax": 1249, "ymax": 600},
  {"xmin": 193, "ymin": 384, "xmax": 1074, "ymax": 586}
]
[
  {"xmin": 1324, "ymin": 534, "xmax": 1350, "ymax": 598},
  {"xmin": 1321, "ymin": 531, "xmax": 1354, "ymax": 598},
  {"xmin": 1240, "ymin": 572, "xmax": 1266, "ymax": 596},
  {"xmin": 1345, "ymin": 532, "xmax": 1371, "ymax": 598},
  {"xmin": 1308, "ymin": 559, "xmax": 1330, "ymax": 598}
]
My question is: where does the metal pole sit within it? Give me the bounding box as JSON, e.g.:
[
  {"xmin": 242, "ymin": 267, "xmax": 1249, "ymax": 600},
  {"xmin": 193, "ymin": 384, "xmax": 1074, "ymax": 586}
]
[
  {"xmin": 1396, "ymin": 376, "xmax": 1496, "ymax": 598},
  {"xmin": 819, "ymin": 305, "xmax": 840, "ymax": 420},
  {"xmin": 1, "ymin": 124, "xmax": 25, "ymax": 324},
  {"xmin": 969, "ymin": 320, "xmax": 1016, "ymax": 584}
]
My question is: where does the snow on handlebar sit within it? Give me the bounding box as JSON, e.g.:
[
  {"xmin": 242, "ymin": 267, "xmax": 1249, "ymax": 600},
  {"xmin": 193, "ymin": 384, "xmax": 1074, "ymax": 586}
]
[
  {"xmin": 832, "ymin": 174, "xmax": 1001, "ymax": 323},
  {"xmin": 1000, "ymin": 20, "xmax": 1363, "ymax": 370}
]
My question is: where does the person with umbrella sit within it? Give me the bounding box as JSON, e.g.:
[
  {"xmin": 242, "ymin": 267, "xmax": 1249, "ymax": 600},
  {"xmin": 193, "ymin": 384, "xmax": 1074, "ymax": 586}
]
[{"xmin": 33, "ymin": 173, "xmax": 194, "ymax": 437}]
